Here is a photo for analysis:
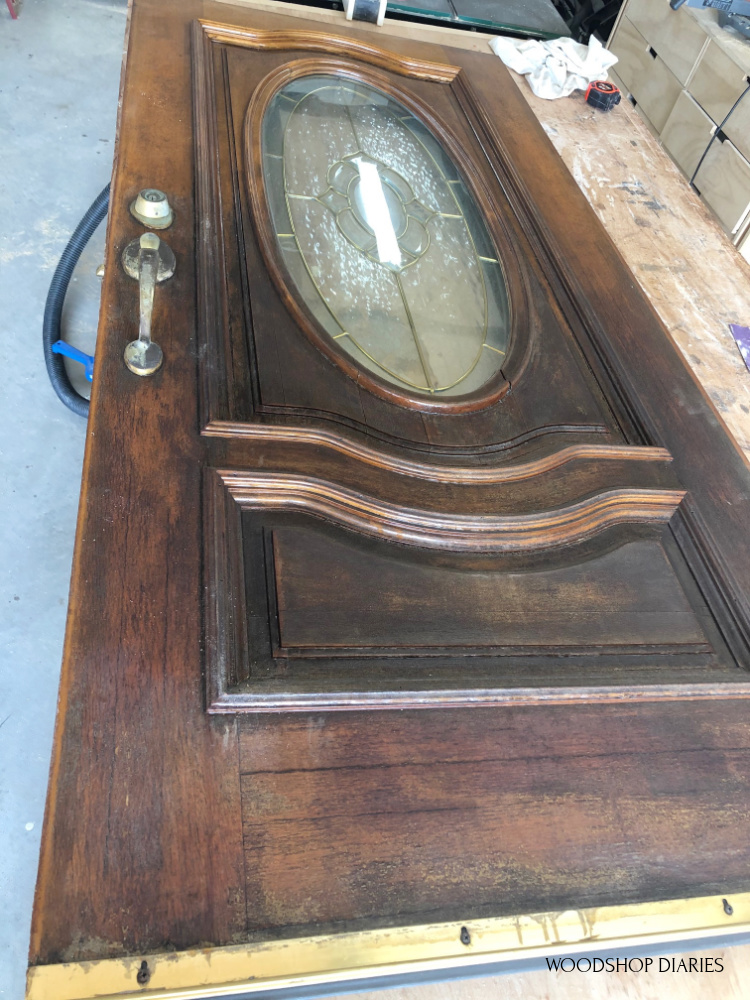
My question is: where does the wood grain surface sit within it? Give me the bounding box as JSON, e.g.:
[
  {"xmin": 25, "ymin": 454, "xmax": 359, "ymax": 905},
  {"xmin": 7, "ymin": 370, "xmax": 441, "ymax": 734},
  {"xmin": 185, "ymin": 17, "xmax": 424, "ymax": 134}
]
[
  {"xmin": 28, "ymin": 0, "xmax": 750, "ymax": 992},
  {"xmin": 238, "ymin": 702, "xmax": 750, "ymax": 933}
]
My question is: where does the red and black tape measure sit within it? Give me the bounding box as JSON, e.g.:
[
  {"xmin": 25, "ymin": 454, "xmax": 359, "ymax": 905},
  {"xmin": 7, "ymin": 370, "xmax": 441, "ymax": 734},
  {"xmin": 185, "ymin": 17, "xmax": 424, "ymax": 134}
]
[{"xmin": 585, "ymin": 80, "xmax": 621, "ymax": 112}]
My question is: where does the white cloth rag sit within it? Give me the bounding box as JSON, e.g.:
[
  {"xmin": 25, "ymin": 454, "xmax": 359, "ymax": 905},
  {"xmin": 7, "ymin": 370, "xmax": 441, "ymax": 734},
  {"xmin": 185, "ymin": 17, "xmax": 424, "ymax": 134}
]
[{"xmin": 489, "ymin": 35, "xmax": 618, "ymax": 100}]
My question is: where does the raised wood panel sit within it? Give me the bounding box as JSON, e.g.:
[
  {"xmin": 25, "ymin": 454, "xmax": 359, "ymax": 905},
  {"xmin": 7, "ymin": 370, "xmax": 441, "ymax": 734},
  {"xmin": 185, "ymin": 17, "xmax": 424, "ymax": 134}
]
[
  {"xmin": 274, "ymin": 529, "xmax": 709, "ymax": 651},
  {"xmin": 202, "ymin": 464, "xmax": 750, "ymax": 712},
  {"xmin": 622, "ymin": 0, "xmax": 708, "ymax": 86},
  {"xmin": 609, "ymin": 17, "xmax": 682, "ymax": 132}
]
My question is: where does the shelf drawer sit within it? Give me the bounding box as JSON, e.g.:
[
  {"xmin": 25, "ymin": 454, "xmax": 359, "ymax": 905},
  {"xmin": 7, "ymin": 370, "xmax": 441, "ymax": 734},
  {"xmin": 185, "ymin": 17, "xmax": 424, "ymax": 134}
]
[
  {"xmin": 609, "ymin": 16, "xmax": 682, "ymax": 132},
  {"xmin": 689, "ymin": 39, "xmax": 750, "ymax": 164},
  {"xmin": 623, "ymin": 0, "xmax": 707, "ymax": 86},
  {"xmin": 661, "ymin": 90, "xmax": 714, "ymax": 179},
  {"xmin": 694, "ymin": 136, "xmax": 750, "ymax": 236}
]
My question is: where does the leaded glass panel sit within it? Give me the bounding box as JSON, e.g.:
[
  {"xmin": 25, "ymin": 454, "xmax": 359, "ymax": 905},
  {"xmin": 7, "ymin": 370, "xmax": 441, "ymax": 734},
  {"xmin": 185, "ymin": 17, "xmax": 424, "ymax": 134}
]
[{"xmin": 261, "ymin": 75, "xmax": 510, "ymax": 397}]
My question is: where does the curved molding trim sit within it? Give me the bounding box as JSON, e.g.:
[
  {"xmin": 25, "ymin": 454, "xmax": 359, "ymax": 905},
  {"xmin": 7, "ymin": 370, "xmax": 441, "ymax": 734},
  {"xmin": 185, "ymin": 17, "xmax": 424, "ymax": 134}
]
[
  {"xmin": 206, "ymin": 425, "xmax": 671, "ymax": 484},
  {"xmin": 198, "ymin": 19, "xmax": 461, "ymax": 82},
  {"xmin": 218, "ymin": 470, "xmax": 684, "ymax": 551}
]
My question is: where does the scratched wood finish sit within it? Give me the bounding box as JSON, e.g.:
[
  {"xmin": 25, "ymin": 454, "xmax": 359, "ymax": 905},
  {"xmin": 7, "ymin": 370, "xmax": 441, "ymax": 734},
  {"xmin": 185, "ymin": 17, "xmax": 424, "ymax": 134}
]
[
  {"xmin": 274, "ymin": 530, "xmax": 705, "ymax": 650},
  {"xmin": 29, "ymin": 0, "xmax": 249, "ymax": 965},
  {"xmin": 29, "ymin": 0, "xmax": 750, "ymax": 980},
  {"xmin": 513, "ymin": 78, "xmax": 750, "ymax": 460},
  {"xmin": 238, "ymin": 703, "xmax": 750, "ymax": 932}
]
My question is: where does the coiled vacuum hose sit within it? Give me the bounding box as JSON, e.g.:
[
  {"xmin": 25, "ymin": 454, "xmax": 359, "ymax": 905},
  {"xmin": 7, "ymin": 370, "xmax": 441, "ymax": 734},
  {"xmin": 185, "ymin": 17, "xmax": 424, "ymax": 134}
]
[{"xmin": 43, "ymin": 183, "xmax": 110, "ymax": 417}]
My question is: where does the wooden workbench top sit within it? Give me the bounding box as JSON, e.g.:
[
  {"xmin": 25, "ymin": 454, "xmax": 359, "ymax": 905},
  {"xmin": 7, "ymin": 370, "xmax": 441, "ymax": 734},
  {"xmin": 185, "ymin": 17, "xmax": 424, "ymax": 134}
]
[{"xmin": 516, "ymin": 81, "xmax": 750, "ymax": 462}]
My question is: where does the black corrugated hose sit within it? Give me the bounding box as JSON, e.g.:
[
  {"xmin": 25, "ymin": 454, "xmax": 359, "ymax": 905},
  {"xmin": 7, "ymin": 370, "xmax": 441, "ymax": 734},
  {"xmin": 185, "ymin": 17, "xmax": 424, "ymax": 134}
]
[{"xmin": 42, "ymin": 183, "xmax": 110, "ymax": 417}]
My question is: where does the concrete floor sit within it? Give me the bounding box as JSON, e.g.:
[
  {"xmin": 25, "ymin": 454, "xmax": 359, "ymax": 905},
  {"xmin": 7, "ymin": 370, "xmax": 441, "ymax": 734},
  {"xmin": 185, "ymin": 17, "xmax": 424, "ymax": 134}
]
[{"xmin": 0, "ymin": 2, "xmax": 126, "ymax": 997}]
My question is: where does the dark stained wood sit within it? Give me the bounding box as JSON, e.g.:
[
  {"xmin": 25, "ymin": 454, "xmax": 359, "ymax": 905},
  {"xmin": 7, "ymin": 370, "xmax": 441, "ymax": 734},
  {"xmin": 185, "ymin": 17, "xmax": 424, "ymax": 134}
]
[
  {"xmin": 30, "ymin": 0, "xmax": 247, "ymax": 966},
  {"xmin": 237, "ymin": 704, "xmax": 750, "ymax": 934},
  {"xmin": 192, "ymin": 12, "xmax": 750, "ymax": 709},
  {"xmin": 204, "ymin": 510, "xmax": 743, "ymax": 710},
  {"xmin": 208, "ymin": 436, "xmax": 678, "ymax": 486},
  {"xmin": 445, "ymin": 47, "xmax": 750, "ymax": 623},
  {"xmin": 273, "ymin": 531, "xmax": 707, "ymax": 650},
  {"xmin": 238, "ymin": 699, "xmax": 750, "ymax": 771},
  {"xmin": 241, "ymin": 749, "xmax": 750, "ymax": 931},
  {"xmin": 29, "ymin": 0, "xmax": 750, "ymax": 981},
  {"xmin": 197, "ymin": 20, "xmax": 625, "ymax": 448},
  {"xmin": 202, "ymin": 460, "xmax": 747, "ymax": 708}
]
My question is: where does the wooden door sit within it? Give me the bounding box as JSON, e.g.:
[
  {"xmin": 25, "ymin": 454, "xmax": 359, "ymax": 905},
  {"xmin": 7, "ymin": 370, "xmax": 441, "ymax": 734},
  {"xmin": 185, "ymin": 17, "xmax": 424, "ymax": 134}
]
[{"xmin": 29, "ymin": 1, "xmax": 750, "ymax": 996}]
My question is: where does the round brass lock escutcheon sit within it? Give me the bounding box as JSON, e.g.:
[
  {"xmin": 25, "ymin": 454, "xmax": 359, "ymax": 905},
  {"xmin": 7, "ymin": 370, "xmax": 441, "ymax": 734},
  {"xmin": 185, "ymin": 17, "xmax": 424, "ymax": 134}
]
[{"xmin": 130, "ymin": 188, "xmax": 174, "ymax": 229}]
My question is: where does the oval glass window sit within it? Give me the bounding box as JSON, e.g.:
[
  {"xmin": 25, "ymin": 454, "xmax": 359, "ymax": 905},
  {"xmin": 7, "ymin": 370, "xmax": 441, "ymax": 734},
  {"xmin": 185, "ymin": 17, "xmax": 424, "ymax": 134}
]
[{"xmin": 261, "ymin": 75, "xmax": 510, "ymax": 397}]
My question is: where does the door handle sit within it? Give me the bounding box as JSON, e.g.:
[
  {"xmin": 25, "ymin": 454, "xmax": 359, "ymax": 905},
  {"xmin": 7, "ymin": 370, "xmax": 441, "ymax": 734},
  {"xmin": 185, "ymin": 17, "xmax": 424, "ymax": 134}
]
[{"xmin": 121, "ymin": 233, "xmax": 176, "ymax": 376}]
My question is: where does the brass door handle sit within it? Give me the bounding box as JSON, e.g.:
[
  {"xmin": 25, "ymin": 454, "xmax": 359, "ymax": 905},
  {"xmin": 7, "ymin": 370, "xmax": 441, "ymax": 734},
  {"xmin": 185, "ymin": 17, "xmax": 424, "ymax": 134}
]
[{"xmin": 121, "ymin": 233, "xmax": 176, "ymax": 376}]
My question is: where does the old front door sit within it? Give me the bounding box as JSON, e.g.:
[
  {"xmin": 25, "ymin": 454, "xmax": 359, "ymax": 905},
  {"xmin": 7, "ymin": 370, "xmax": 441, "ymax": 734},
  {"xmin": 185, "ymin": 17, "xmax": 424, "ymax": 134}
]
[{"xmin": 29, "ymin": 1, "xmax": 750, "ymax": 996}]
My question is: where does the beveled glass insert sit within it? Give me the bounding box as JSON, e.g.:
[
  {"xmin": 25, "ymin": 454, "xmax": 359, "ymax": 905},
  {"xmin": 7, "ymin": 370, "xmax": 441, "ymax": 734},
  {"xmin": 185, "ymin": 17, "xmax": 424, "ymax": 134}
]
[{"xmin": 261, "ymin": 75, "xmax": 510, "ymax": 396}]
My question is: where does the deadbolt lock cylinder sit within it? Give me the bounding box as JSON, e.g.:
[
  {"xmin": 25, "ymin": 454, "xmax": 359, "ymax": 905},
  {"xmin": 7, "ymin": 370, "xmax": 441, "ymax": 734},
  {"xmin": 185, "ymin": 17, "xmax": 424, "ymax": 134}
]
[{"xmin": 130, "ymin": 188, "xmax": 174, "ymax": 229}]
